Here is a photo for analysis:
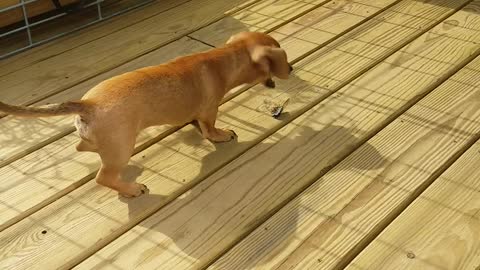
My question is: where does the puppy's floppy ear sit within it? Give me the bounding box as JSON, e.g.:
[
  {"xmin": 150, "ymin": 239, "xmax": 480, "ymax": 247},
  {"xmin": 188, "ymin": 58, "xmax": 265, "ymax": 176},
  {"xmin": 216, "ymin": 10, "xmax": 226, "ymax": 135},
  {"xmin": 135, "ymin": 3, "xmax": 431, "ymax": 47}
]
[{"xmin": 251, "ymin": 46, "xmax": 291, "ymax": 79}]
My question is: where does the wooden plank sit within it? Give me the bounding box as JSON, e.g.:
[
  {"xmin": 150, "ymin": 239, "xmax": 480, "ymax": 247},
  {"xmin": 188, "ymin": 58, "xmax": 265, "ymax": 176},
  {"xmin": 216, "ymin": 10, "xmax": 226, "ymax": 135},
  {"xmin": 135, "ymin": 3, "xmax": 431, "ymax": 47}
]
[
  {"xmin": 0, "ymin": 0, "xmax": 331, "ymax": 168},
  {"xmin": 207, "ymin": 5, "xmax": 480, "ymax": 270},
  {"xmin": 0, "ymin": 0, "xmax": 443, "ymax": 268},
  {"xmin": 64, "ymin": 2, "xmax": 480, "ymax": 270},
  {"xmin": 268, "ymin": 0, "xmax": 387, "ymax": 61},
  {"xmin": 0, "ymin": 0, "xmax": 255, "ymax": 107},
  {"xmin": 0, "ymin": 0, "xmax": 396, "ymax": 233},
  {"xmin": 0, "ymin": 0, "xmax": 191, "ymax": 75},
  {"xmin": 346, "ymin": 143, "xmax": 480, "ymax": 270},
  {"xmin": 430, "ymin": 2, "xmax": 480, "ymax": 44},
  {"xmin": 189, "ymin": 0, "xmax": 326, "ymax": 46}
]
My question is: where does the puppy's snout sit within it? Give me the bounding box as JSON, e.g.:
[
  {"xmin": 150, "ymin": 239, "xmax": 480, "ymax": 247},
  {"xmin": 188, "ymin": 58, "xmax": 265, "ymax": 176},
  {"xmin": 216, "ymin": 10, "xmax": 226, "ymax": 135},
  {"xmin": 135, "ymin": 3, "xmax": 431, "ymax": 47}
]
[{"xmin": 288, "ymin": 64, "xmax": 293, "ymax": 73}]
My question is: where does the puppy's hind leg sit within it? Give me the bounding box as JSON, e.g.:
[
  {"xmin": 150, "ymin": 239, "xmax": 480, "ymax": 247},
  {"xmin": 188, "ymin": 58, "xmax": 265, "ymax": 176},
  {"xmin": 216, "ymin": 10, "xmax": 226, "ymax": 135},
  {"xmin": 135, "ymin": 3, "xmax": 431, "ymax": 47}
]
[
  {"xmin": 76, "ymin": 139, "xmax": 97, "ymax": 152},
  {"xmin": 95, "ymin": 133, "xmax": 147, "ymax": 197}
]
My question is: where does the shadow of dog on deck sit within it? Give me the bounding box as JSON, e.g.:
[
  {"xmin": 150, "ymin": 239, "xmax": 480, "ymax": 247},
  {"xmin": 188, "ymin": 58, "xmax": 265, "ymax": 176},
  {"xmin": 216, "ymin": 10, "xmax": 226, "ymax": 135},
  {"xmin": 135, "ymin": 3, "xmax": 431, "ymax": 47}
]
[{"xmin": 127, "ymin": 122, "xmax": 386, "ymax": 269}]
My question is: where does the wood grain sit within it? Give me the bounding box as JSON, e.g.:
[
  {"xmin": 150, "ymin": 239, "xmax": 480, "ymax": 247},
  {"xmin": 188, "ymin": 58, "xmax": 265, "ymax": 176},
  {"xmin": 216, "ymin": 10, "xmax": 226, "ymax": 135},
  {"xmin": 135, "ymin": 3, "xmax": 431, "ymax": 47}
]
[
  {"xmin": 64, "ymin": 2, "xmax": 480, "ymax": 270},
  {"xmin": 430, "ymin": 1, "xmax": 480, "ymax": 44},
  {"xmin": 0, "ymin": 1, "xmax": 445, "ymax": 268},
  {"xmin": 346, "ymin": 143, "xmax": 480, "ymax": 270}
]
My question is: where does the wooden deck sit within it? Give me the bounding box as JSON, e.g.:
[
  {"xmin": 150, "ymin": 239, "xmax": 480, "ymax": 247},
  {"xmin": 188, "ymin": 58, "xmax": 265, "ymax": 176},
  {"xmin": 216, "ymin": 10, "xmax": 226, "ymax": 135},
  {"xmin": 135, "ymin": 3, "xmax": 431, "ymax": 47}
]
[{"xmin": 0, "ymin": 0, "xmax": 479, "ymax": 269}]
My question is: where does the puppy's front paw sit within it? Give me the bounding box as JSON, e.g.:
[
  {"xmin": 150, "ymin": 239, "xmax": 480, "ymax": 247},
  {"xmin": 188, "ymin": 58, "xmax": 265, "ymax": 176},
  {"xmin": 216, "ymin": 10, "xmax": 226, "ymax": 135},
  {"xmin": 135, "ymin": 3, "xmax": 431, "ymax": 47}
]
[
  {"xmin": 264, "ymin": 78, "xmax": 275, "ymax": 88},
  {"xmin": 120, "ymin": 183, "xmax": 149, "ymax": 198},
  {"xmin": 209, "ymin": 128, "xmax": 237, "ymax": 143}
]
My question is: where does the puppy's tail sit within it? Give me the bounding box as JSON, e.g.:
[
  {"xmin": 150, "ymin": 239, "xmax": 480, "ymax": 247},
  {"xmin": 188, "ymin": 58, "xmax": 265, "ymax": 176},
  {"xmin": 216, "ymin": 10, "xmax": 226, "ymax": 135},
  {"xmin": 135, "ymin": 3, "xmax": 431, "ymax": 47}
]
[{"xmin": 0, "ymin": 100, "xmax": 89, "ymax": 117}]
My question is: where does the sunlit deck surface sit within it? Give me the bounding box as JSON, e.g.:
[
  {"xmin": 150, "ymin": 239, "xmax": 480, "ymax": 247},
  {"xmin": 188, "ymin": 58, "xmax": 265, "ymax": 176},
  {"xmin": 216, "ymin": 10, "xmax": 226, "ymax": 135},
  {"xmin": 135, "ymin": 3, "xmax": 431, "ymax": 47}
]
[{"xmin": 0, "ymin": 0, "xmax": 479, "ymax": 269}]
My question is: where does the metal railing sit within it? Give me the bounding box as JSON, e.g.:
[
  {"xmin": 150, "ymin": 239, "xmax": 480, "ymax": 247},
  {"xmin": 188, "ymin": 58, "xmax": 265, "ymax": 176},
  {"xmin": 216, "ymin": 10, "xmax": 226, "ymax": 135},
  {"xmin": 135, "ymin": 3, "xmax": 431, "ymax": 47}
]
[{"xmin": 0, "ymin": 0, "xmax": 154, "ymax": 60}]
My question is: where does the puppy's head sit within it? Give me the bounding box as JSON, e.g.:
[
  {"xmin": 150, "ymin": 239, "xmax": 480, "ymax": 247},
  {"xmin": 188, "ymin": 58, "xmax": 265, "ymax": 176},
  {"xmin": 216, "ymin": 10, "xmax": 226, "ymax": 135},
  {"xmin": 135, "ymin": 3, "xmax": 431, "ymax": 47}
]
[{"xmin": 227, "ymin": 32, "xmax": 293, "ymax": 82}]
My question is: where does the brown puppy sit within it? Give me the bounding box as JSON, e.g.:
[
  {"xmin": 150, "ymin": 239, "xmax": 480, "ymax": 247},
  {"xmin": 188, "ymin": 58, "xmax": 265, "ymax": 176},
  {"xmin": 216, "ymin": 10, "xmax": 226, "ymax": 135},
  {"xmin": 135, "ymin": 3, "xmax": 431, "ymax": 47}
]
[{"xmin": 0, "ymin": 32, "xmax": 293, "ymax": 197}]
